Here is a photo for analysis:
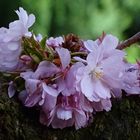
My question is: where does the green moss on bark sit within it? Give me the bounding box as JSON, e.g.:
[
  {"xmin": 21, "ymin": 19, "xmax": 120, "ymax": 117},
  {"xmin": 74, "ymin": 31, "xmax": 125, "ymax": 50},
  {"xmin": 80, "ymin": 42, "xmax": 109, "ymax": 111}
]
[{"xmin": 0, "ymin": 75, "xmax": 140, "ymax": 140}]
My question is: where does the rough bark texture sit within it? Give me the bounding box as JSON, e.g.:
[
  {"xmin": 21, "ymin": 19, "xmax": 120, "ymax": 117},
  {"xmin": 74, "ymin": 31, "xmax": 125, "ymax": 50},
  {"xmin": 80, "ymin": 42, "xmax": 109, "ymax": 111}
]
[{"xmin": 0, "ymin": 75, "xmax": 140, "ymax": 140}]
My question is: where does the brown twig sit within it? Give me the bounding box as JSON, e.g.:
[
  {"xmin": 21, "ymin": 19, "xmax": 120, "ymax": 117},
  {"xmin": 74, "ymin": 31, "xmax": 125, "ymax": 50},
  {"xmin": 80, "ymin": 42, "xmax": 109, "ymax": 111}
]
[{"xmin": 117, "ymin": 32, "xmax": 140, "ymax": 50}]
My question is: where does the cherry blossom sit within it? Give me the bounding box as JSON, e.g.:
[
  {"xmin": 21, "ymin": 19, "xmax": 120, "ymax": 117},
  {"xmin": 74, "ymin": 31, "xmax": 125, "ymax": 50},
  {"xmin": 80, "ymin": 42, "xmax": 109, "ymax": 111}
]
[
  {"xmin": 0, "ymin": 7, "xmax": 35, "ymax": 71},
  {"xmin": 76, "ymin": 35, "xmax": 125, "ymax": 102}
]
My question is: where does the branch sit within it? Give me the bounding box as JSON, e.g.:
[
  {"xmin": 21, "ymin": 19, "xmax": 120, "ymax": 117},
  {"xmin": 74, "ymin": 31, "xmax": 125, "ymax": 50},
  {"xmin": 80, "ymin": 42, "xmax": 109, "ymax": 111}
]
[{"xmin": 117, "ymin": 32, "xmax": 140, "ymax": 50}]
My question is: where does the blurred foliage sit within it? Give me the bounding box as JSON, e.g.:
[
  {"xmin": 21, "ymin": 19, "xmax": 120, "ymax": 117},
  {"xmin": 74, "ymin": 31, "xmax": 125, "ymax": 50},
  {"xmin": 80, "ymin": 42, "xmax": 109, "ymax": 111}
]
[
  {"xmin": 21, "ymin": 0, "xmax": 52, "ymax": 36},
  {"xmin": 125, "ymin": 45, "xmax": 140, "ymax": 63},
  {"xmin": 0, "ymin": 0, "xmax": 140, "ymax": 62}
]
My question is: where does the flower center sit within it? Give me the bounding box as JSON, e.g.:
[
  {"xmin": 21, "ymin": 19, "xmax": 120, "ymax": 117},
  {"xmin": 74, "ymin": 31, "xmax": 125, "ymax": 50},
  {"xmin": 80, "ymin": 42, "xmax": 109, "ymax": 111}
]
[{"xmin": 91, "ymin": 67, "xmax": 103, "ymax": 79}]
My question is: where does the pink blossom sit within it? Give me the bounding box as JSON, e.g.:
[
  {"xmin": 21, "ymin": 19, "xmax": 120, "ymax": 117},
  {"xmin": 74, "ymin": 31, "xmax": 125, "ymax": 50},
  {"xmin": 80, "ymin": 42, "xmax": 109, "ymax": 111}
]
[
  {"xmin": 20, "ymin": 48, "xmax": 71, "ymax": 106},
  {"xmin": 0, "ymin": 7, "xmax": 35, "ymax": 71},
  {"xmin": 20, "ymin": 61, "xmax": 60, "ymax": 107},
  {"xmin": 40, "ymin": 57, "xmax": 93, "ymax": 129},
  {"xmin": 20, "ymin": 48, "xmax": 93, "ymax": 129},
  {"xmin": 76, "ymin": 34, "xmax": 125, "ymax": 103},
  {"xmin": 40, "ymin": 93, "xmax": 92, "ymax": 129},
  {"xmin": 20, "ymin": 55, "xmax": 32, "ymax": 65}
]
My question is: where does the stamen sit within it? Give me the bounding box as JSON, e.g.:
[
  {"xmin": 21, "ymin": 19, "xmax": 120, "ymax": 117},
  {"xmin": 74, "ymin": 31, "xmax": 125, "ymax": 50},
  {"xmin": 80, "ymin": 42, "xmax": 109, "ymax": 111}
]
[{"xmin": 90, "ymin": 67, "xmax": 103, "ymax": 79}]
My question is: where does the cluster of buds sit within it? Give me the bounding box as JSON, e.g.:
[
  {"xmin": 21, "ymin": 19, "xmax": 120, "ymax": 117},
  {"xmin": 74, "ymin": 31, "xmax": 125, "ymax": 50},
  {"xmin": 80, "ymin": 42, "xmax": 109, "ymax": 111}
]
[{"xmin": 0, "ymin": 7, "xmax": 140, "ymax": 129}]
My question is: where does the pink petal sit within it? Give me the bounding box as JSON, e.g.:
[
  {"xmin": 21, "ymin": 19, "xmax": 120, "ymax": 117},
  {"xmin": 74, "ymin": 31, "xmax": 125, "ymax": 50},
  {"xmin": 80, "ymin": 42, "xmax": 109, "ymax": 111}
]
[
  {"xmin": 102, "ymin": 75, "xmax": 123, "ymax": 89},
  {"xmin": 27, "ymin": 14, "xmax": 35, "ymax": 28},
  {"xmin": 34, "ymin": 61, "xmax": 59, "ymax": 79},
  {"xmin": 87, "ymin": 48, "xmax": 103, "ymax": 68},
  {"xmin": 16, "ymin": 7, "xmax": 28, "ymax": 25},
  {"xmin": 46, "ymin": 37, "xmax": 64, "ymax": 47},
  {"xmin": 102, "ymin": 55, "xmax": 124, "ymax": 70},
  {"xmin": 56, "ymin": 78, "xmax": 65, "ymax": 93},
  {"xmin": 42, "ymin": 91, "xmax": 57, "ymax": 111},
  {"xmin": 101, "ymin": 55, "xmax": 125, "ymax": 88},
  {"xmin": 102, "ymin": 34, "xmax": 119, "ymax": 50},
  {"xmin": 101, "ymin": 99, "xmax": 112, "ymax": 111},
  {"xmin": 74, "ymin": 110, "xmax": 87, "ymax": 129},
  {"xmin": 25, "ymin": 79, "xmax": 40, "ymax": 94},
  {"xmin": 42, "ymin": 83, "xmax": 59, "ymax": 97},
  {"xmin": 107, "ymin": 49, "xmax": 126, "ymax": 58},
  {"xmin": 94, "ymin": 80, "xmax": 111, "ymax": 99},
  {"xmin": 57, "ymin": 108, "xmax": 72, "ymax": 120},
  {"xmin": 84, "ymin": 40, "xmax": 97, "ymax": 52},
  {"xmin": 92, "ymin": 101, "xmax": 103, "ymax": 112},
  {"xmin": 86, "ymin": 52, "xmax": 97, "ymax": 68},
  {"xmin": 80, "ymin": 94, "xmax": 93, "ymax": 112},
  {"xmin": 81, "ymin": 75, "xmax": 100, "ymax": 102},
  {"xmin": 56, "ymin": 48, "xmax": 71, "ymax": 69},
  {"xmin": 20, "ymin": 71, "xmax": 34, "ymax": 79},
  {"xmin": 101, "ymin": 55, "xmax": 124, "ymax": 73},
  {"xmin": 24, "ymin": 92, "xmax": 41, "ymax": 107},
  {"xmin": 8, "ymin": 81, "xmax": 15, "ymax": 98}
]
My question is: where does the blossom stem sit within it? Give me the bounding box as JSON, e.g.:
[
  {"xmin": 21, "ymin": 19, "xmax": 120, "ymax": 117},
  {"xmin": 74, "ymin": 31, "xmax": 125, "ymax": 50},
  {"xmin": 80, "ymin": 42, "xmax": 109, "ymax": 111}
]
[
  {"xmin": 51, "ymin": 74, "xmax": 63, "ymax": 81},
  {"xmin": 117, "ymin": 32, "xmax": 140, "ymax": 50},
  {"xmin": 71, "ymin": 52, "xmax": 87, "ymax": 56}
]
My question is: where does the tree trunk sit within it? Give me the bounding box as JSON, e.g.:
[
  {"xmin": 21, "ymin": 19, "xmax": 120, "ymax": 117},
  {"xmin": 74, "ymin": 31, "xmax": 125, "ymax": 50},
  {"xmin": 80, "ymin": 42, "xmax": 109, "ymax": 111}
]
[{"xmin": 0, "ymin": 75, "xmax": 140, "ymax": 140}]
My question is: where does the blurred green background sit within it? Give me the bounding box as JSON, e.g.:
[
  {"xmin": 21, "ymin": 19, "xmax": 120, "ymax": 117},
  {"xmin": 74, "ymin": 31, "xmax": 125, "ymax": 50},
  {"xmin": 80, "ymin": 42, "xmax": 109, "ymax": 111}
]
[{"xmin": 0, "ymin": 0, "xmax": 139, "ymax": 63}]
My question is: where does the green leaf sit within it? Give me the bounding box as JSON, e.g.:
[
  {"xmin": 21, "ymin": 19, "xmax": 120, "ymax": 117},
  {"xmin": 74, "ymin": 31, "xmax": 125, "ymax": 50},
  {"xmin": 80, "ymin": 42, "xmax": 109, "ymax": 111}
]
[{"xmin": 40, "ymin": 36, "xmax": 47, "ymax": 50}]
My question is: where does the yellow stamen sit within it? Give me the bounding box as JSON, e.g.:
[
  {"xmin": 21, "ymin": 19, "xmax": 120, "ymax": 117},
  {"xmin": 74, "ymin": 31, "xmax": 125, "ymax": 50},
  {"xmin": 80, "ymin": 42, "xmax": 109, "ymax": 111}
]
[{"xmin": 90, "ymin": 67, "xmax": 103, "ymax": 79}]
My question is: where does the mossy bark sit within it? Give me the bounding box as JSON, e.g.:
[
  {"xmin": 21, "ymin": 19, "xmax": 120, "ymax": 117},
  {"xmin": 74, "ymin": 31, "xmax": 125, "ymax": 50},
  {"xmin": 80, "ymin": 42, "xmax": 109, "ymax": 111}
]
[{"xmin": 0, "ymin": 75, "xmax": 140, "ymax": 140}]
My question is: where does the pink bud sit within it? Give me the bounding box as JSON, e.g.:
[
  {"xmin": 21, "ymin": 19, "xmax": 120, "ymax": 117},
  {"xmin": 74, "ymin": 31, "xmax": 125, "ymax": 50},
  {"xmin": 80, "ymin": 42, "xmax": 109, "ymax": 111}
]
[{"xmin": 20, "ymin": 55, "xmax": 32, "ymax": 65}]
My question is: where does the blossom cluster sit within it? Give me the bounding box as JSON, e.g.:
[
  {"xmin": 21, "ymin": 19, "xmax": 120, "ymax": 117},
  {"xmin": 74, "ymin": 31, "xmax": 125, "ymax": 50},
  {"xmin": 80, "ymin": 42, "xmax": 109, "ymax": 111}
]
[{"xmin": 0, "ymin": 8, "xmax": 140, "ymax": 129}]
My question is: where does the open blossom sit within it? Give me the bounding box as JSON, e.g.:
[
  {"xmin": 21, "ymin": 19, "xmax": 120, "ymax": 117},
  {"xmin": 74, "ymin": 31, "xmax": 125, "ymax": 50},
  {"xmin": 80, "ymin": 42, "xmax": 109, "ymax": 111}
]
[
  {"xmin": 0, "ymin": 7, "xmax": 35, "ymax": 71},
  {"xmin": 123, "ymin": 63, "xmax": 140, "ymax": 94},
  {"xmin": 20, "ymin": 47, "xmax": 93, "ymax": 129},
  {"xmin": 20, "ymin": 48, "xmax": 70, "ymax": 106},
  {"xmin": 20, "ymin": 61, "xmax": 60, "ymax": 107},
  {"xmin": 76, "ymin": 34, "xmax": 125, "ymax": 105},
  {"xmin": 44, "ymin": 62, "xmax": 93, "ymax": 129},
  {"xmin": 40, "ymin": 93, "xmax": 93, "ymax": 129}
]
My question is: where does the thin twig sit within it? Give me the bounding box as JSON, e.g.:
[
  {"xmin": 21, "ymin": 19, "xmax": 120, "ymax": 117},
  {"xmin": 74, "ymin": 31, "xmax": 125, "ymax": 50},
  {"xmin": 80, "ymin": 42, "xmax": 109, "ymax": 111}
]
[{"xmin": 117, "ymin": 32, "xmax": 140, "ymax": 50}]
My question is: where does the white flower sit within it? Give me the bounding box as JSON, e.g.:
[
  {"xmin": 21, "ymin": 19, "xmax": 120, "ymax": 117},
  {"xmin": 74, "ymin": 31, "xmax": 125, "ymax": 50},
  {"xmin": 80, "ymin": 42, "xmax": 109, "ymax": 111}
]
[
  {"xmin": 0, "ymin": 7, "xmax": 35, "ymax": 71},
  {"xmin": 76, "ymin": 34, "xmax": 125, "ymax": 102}
]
